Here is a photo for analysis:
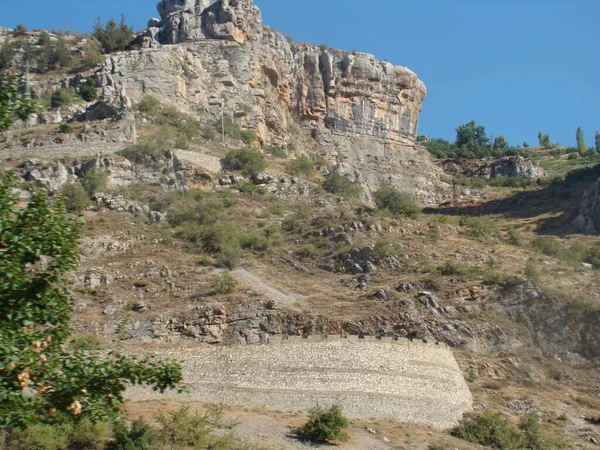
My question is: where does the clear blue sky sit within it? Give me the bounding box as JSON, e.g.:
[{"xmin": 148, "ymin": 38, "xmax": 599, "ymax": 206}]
[{"xmin": 2, "ymin": 0, "xmax": 599, "ymax": 147}]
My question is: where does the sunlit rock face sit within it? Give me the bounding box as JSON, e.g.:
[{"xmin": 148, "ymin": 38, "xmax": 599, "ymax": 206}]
[{"xmin": 110, "ymin": 0, "xmax": 447, "ymax": 205}]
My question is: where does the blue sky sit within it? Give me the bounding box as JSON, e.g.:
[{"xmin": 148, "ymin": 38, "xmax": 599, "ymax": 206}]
[{"xmin": 2, "ymin": 0, "xmax": 598, "ymax": 147}]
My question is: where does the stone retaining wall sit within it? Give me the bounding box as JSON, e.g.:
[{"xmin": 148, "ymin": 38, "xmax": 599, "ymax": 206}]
[{"xmin": 125, "ymin": 339, "xmax": 472, "ymax": 429}]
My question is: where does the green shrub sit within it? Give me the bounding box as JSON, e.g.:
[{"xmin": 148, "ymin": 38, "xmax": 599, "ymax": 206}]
[
  {"xmin": 294, "ymin": 405, "xmax": 349, "ymax": 443},
  {"xmin": 288, "ymin": 156, "xmax": 315, "ymax": 178},
  {"xmin": 568, "ymin": 152, "xmax": 580, "ymax": 160},
  {"xmin": 9, "ymin": 423, "xmax": 72, "ymax": 450},
  {"xmin": 210, "ymin": 271, "xmax": 238, "ymax": 294},
  {"xmin": 61, "ymin": 182, "xmax": 90, "ymax": 213},
  {"xmin": 296, "ymin": 202, "xmax": 311, "ymax": 220},
  {"xmin": 214, "ymin": 116, "xmax": 242, "ymax": 139},
  {"xmin": 119, "ymin": 140, "xmax": 168, "ymax": 166},
  {"xmin": 80, "ymin": 168, "xmax": 108, "ymax": 196},
  {"xmin": 135, "ymin": 95, "xmax": 161, "ymax": 114},
  {"xmin": 70, "ymin": 419, "xmax": 112, "ymax": 450},
  {"xmin": 323, "ymin": 173, "xmax": 363, "ymax": 199},
  {"xmin": 532, "ymin": 236, "xmax": 565, "ymax": 258},
  {"xmin": 507, "ymin": 227, "xmax": 522, "ymax": 246},
  {"xmin": 79, "ymin": 77, "xmax": 98, "ymax": 102},
  {"xmin": 240, "ymin": 130, "xmax": 256, "ymax": 145},
  {"xmin": 50, "ymin": 88, "xmax": 76, "ymax": 108},
  {"xmin": 452, "ymin": 411, "xmax": 520, "ymax": 449},
  {"xmin": 174, "ymin": 135, "xmax": 189, "ymax": 150},
  {"xmin": 459, "ymin": 216, "xmax": 498, "ymax": 240},
  {"xmin": 587, "ymin": 242, "xmax": 600, "ymax": 268},
  {"xmin": 372, "ymin": 239, "xmax": 397, "ymax": 261},
  {"xmin": 224, "ymin": 148, "xmax": 267, "ymax": 176},
  {"xmin": 265, "ymin": 205, "xmax": 284, "ymax": 216},
  {"xmin": 264, "ymin": 145, "xmax": 287, "ymax": 158},
  {"xmin": 452, "ymin": 411, "xmax": 550, "ymax": 450},
  {"xmin": 58, "ymin": 123, "xmax": 75, "ymax": 134},
  {"xmin": 108, "ymin": 418, "xmax": 158, "ymax": 450},
  {"xmin": 295, "ymin": 243, "xmax": 318, "ymax": 257},
  {"xmin": 373, "ymin": 183, "xmax": 420, "ymax": 217},
  {"xmin": 81, "ymin": 39, "xmax": 106, "ymax": 68}
]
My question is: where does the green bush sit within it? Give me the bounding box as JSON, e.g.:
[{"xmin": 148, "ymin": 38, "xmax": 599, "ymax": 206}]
[
  {"xmin": 119, "ymin": 140, "xmax": 168, "ymax": 166},
  {"xmin": 506, "ymin": 227, "xmax": 522, "ymax": 246},
  {"xmin": 240, "ymin": 130, "xmax": 256, "ymax": 145},
  {"xmin": 174, "ymin": 135, "xmax": 189, "ymax": 150},
  {"xmin": 9, "ymin": 423, "xmax": 72, "ymax": 450},
  {"xmin": 214, "ymin": 116, "xmax": 242, "ymax": 139},
  {"xmin": 288, "ymin": 156, "xmax": 315, "ymax": 178},
  {"xmin": 452, "ymin": 411, "xmax": 551, "ymax": 450},
  {"xmin": 263, "ymin": 145, "xmax": 287, "ymax": 158},
  {"xmin": 80, "ymin": 168, "xmax": 108, "ymax": 196},
  {"xmin": 135, "ymin": 95, "xmax": 161, "ymax": 114},
  {"xmin": 459, "ymin": 216, "xmax": 498, "ymax": 240},
  {"xmin": 224, "ymin": 148, "xmax": 267, "ymax": 176},
  {"xmin": 61, "ymin": 182, "xmax": 90, "ymax": 213},
  {"xmin": 50, "ymin": 88, "xmax": 76, "ymax": 108},
  {"xmin": 210, "ymin": 270, "xmax": 238, "ymax": 294},
  {"xmin": 294, "ymin": 405, "xmax": 349, "ymax": 443},
  {"xmin": 531, "ymin": 236, "xmax": 565, "ymax": 258},
  {"xmin": 108, "ymin": 418, "xmax": 158, "ymax": 450},
  {"xmin": 69, "ymin": 419, "xmax": 112, "ymax": 450},
  {"xmin": 58, "ymin": 123, "xmax": 75, "ymax": 134},
  {"xmin": 79, "ymin": 77, "xmax": 98, "ymax": 102},
  {"xmin": 373, "ymin": 183, "xmax": 420, "ymax": 217},
  {"xmin": 323, "ymin": 173, "xmax": 363, "ymax": 199},
  {"xmin": 524, "ymin": 259, "xmax": 541, "ymax": 284}
]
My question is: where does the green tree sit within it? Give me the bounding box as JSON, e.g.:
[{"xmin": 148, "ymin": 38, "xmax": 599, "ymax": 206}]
[
  {"xmin": 493, "ymin": 135, "xmax": 510, "ymax": 156},
  {"xmin": 373, "ymin": 183, "xmax": 421, "ymax": 218},
  {"xmin": 455, "ymin": 120, "xmax": 490, "ymax": 157},
  {"xmin": 92, "ymin": 15, "xmax": 134, "ymax": 54},
  {"xmin": 0, "ymin": 173, "xmax": 182, "ymax": 430},
  {"xmin": 78, "ymin": 77, "xmax": 98, "ymax": 102},
  {"xmin": 0, "ymin": 73, "xmax": 39, "ymax": 132},
  {"xmin": 538, "ymin": 131, "xmax": 551, "ymax": 148},
  {"xmin": 425, "ymin": 138, "xmax": 456, "ymax": 159},
  {"xmin": 0, "ymin": 39, "xmax": 17, "ymax": 70},
  {"xmin": 576, "ymin": 127, "xmax": 586, "ymax": 154},
  {"xmin": 596, "ymin": 131, "xmax": 600, "ymax": 153},
  {"xmin": 51, "ymin": 37, "xmax": 73, "ymax": 69}
]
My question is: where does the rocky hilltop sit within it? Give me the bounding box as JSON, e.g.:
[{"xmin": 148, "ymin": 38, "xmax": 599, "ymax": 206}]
[{"xmin": 90, "ymin": 0, "xmax": 444, "ymax": 204}]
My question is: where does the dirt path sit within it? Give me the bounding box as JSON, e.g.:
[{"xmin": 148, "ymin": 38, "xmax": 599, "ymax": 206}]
[{"xmin": 231, "ymin": 268, "xmax": 306, "ymax": 309}]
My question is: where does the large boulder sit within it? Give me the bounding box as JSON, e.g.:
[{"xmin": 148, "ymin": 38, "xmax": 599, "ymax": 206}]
[{"xmin": 459, "ymin": 156, "xmax": 546, "ymax": 180}]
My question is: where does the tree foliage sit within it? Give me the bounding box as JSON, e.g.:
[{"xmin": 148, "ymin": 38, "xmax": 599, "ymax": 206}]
[
  {"xmin": 92, "ymin": 15, "xmax": 134, "ymax": 54},
  {"xmin": 0, "ymin": 173, "xmax": 182, "ymax": 429},
  {"xmin": 576, "ymin": 127, "xmax": 586, "ymax": 154},
  {"xmin": 0, "ymin": 73, "xmax": 39, "ymax": 132},
  {"xmin": 538, "ymin": 131, "xmax": 551, "ymax": 148}
]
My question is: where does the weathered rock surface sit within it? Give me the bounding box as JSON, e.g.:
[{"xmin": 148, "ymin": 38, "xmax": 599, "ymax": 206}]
[
  {"xmin": 455, "ymin": 155, "xmax": 546, "ymax": 180},
  {"xmin": 574, "ymin": 178, "xmax": 600, "ymax": 234},
  {"xmin": 96, "ymin": 0, "xmax": 447, "ymax": 205}
]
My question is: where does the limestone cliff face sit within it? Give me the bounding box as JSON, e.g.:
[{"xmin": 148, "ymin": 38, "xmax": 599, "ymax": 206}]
[{"xmin": 116, "ymin": 0, "xmax": 445, "ymax": 204}]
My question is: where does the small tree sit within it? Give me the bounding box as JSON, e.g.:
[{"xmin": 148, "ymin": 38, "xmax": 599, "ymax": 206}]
[
  {"xmin": 223, "ymin": 148, "xmax": 267, "ymax": 176},
  {"xmin": 13, "ymin": 24, "xmax": 28, "ymax": 37},
  {"xmin": 538, "ymin": 131, "xmax": 551, "ymax": 148},
  {"xmin": 576, "ymin": 127, "xmax": 586, "ymax": 154},
  {"xmin": 294, "ymin": 405, "xmax": 349, "ymax": 443},
  {"xmin": 78, "ymin": 77, "xmax": 98, "ymax": 102},
  {"xmin": 0, "ymin": 73, "xmax": 39, "ymax": 132},
  {"xmin": 322, "ymin": 173, "xmax": 363, "ymax": 198},
  {"xmin": 92, "ymin": 15, "xmax": 134, "ymax": 54},
  {"xmin": 51, "ymin": 36, "xmax": 73, "ymax": 69},
  {"xmin": 0, "ymin": 173, "xmax": 182, "ymax": 429},
  {"xmin": 0, "ymin": 39, "xmax": 16, "ymax": 70},
  {"xmin": 595, "ymin": 131, "xmax": 600, "ymax": 154}
]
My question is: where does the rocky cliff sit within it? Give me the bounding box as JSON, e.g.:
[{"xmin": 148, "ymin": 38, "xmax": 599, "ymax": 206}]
[{"xmin": 104, "ymin": 0, "xmax": 446, "ymax": 205}]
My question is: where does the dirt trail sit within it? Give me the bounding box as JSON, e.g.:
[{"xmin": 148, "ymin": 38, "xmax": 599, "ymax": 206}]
[{"xmin": 231, "ymin": 268, "xmax": 306, "ymax": 309}]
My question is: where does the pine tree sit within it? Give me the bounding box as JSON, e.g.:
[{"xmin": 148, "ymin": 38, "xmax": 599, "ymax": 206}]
[
  {"xmin": 576, "ymin": 127, "xmax": 586, "ymax": 154},
  {"xmin": 595, "ymin": 131, "xmax": 600, "ymax": 154}
]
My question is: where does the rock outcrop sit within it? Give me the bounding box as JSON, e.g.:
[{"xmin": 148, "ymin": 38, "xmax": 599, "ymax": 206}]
[
  {"xmin": 574, "ymin": 178, "xmax": 600, "ymax": 234},
  {"xmin": 101, "ymin": 0, "xmax": 446, "ymax": 205},
  {"xmin": 456, "ymin": 155, "xmax": 546, "ymax": 180}
]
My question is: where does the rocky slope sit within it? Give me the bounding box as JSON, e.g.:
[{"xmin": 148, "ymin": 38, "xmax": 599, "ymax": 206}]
[{"xmin": 2, "ymin": 0, "xmax": 447, "ymax": 206}]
